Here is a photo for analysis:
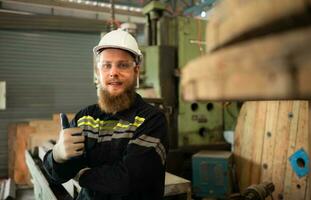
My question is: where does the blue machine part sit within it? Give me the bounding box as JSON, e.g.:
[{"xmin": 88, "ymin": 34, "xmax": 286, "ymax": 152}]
[
  {"xmin": 192, "ymin": 150, "xmax": 232, "ymax": 198},
  {"xmin": 289, "ymin": 148, "xmax": 310, "ymax": 178}
]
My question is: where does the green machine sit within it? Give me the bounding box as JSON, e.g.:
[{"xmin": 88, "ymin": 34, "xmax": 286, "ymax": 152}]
[{"xmin": 139, "ymin": 1, "xmax": 240, "ymax": 148}]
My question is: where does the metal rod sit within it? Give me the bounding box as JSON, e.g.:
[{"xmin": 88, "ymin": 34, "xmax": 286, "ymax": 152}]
[{"xmin": 110, "ymin": 0, "xmax": 115, "ymax": 30}]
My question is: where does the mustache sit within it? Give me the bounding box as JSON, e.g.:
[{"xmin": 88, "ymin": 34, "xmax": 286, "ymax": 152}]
[{"xmin": 106, "ymin": 78, "xmax": 122, "ymax": 83}]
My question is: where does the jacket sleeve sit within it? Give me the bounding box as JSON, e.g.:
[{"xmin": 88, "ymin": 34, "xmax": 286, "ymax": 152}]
[
  {"xmin": 42, "ymin": 116, "xmax": 87, "ymax": 184},
  {"xmin": 78, "ymin": 111, "xmax": 169, "ymax": 195},
  {"xmin": 43, "ymin": 150, "xmax": 86, "ymax": 184}
]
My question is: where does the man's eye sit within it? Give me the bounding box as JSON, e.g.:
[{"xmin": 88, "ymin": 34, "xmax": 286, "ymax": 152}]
[
  {"xmin": 119, "ymin": 63, "xmax": 130, "ymax": 69},
  {"xmin": 103, "ymin": 63, "xmax": 111, "ymax": 69}
]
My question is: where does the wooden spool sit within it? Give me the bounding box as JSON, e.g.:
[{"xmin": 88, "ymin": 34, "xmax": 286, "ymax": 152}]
[{"xmin": 234, "ymin": 101, "xmax": 310, "ymax": 200}]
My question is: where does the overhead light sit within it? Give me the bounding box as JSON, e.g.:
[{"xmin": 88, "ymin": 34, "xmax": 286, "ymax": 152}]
[
  {"xmin": 200, "ymin": 11, "xmax": 206, "ymax": 17},
  {"xmin": 61, "ymin": 0, "xmax": 141, "ymax": 12}
]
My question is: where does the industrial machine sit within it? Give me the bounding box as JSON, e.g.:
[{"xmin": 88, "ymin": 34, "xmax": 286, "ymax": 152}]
[
  {"xmin": 192, "ymin": 150, "xmax": 275, "ymax": 200},
  {"xmin": 137, "ymin": 1, "xmax": 240, "ymax": 148},
  {"xmin": 230, "ymin": 182, "xmax": 275, "ymax": 200},
  {"xmin": 137, "ymin": 3, "xmax": 241, "ymax": 198},
  {"xmin": 192, "ymin": 150, "xmax": 233, "ymax": 198}
]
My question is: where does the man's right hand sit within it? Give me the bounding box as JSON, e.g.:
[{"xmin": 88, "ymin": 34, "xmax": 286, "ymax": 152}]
[{"xmin": 52, "ymin": 113, "xmax": 85, "ymax": 163}]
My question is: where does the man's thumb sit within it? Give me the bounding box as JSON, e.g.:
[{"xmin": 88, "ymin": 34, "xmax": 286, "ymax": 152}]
[{"xmin": 60, "ymin": 113, "xmax": 70, "ymax": 129}]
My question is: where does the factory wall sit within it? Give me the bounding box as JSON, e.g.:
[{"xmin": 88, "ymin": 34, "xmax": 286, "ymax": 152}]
[{"xmin": 0, "ymin": 29, "xmax": 99, "ymax": 177}]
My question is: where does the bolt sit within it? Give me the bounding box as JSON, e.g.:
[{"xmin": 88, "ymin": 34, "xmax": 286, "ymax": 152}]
[
  {"xmin": 288, "ymin": 112, "xmax": 293, "ymax": 119},
  {"xmin": 267, "ymin": 131, "xmax": 272, "ymax": 137}
]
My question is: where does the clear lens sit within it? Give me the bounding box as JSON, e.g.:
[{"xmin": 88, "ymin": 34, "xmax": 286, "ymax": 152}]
[{"xmin": 97, "ymin": 61, "xmax": 136, "ymax": 71}]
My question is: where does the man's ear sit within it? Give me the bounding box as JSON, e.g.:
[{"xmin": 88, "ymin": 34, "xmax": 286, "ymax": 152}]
[
  {"xmin": 134, "ymin": 65, "xmax": 140, "ymax": 74},
  {"xmin": 135, "ymin": 65, "xmax": 140, "ymax": 88},
  {"xmin": 94, "ymin": 64, "xmax": 100, "ymax": 88}
]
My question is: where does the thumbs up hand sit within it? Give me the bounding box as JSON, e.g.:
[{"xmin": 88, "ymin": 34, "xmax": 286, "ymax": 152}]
[{"xmin": 52, "ymin": 113, "xmax": 85, "ymax": 163}]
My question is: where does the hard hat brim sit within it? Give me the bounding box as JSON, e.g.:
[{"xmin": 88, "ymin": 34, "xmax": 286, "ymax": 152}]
[{"xmin": 93, "ymin": 45, "xmax": 141, "ymax": 58}]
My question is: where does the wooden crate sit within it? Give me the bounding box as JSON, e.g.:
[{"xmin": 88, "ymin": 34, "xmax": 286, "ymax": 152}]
[
  {"xmin": 8, "ymin": 113, "xmax": 74, "ymax": 185},
  {"xmin": 234, "ymin": 101, "xmax": 310, "ymax": 200},
  {"xmin": 8, "ymin": 123, "xmax": 34, "ymax": 185}
]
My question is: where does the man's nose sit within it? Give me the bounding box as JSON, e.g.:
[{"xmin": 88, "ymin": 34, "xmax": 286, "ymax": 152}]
[{"xmin": 109, "ymin": 65, "xmax": 119, "ymax": 77}]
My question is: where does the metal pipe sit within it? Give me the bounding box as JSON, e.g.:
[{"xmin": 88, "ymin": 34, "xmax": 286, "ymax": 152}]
[{"xmin": 110, "ymin": 0, "xmax": 115, "ymax": 30}]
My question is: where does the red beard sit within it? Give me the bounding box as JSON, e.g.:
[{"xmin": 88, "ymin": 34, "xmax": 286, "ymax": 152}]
[{"xmin": 97, "ymin": 81, "xmax": 136, "ymax": 114}]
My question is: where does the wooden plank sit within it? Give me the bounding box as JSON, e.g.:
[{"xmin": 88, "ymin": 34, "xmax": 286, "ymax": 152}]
[
  {"xmin": 29, "ymin": 120, "xmax": 60, "ymax": 133},
  {"xmin": 14, "ymin": 124, "xmax": 33, "ymax": 185},
  {"xmin": 206, "ymin": 0, "xmax": 311, "ymax": 51},
  {"xmin": 164, "ymin": 172, "xmax": 191, "ymax": 198},
  {"xmin": 181, "ymin": 27, "xmax": 311, "ymax": 101},
  {"xmin": 260, "ymin": 102, "xmax": 279, "ymax": 184},
  {"xmin": 8, "ymin": 124, "xmax": 17, "ymax": 180},
  {"xmin": 234, "ymin": 101, "xmax": 267, "ymax": 189},
  {"xmin": 271, "ymin": 101, "xmax": 292, "ymax": 199},
  {"xmin": 249, "ymin": 102, "xmax": 267, "ymax": 185},
  {"xmin": 233, "ymin": 101, "xmax": 245, "ymax": 188},
  {"xmin": 288, "ymin": 101, "xmax": 308, "ymax": 200},
  {"xmin": 28, "ymin": 133, "xmax": 58, "ymax": 152},
  {"xmin": 27, "ymin": 120, "xmax": 59, "ymax": 153},
  {"xmin": 283, "ymin": 102, "xmax": 300, "ymax": 198},
  {"xmin": 238, "ymin": 102, "xmax": 257, "ymax": 188}
]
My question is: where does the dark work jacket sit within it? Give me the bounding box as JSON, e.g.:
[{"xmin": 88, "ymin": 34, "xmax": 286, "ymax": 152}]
[{"xmin": 43, "ymin": 94, "xmax": 169, "ymax": 200}]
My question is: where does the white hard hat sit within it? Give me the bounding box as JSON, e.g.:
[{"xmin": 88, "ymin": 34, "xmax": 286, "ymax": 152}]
[{"xmin": 93, "ymin": 28, "xmax": 142, "ymax": 63}]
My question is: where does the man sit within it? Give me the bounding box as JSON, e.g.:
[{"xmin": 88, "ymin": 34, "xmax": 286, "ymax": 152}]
[{"xmin": 43, "ymin": 29, "xmax": 169, "ymax": 200}]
